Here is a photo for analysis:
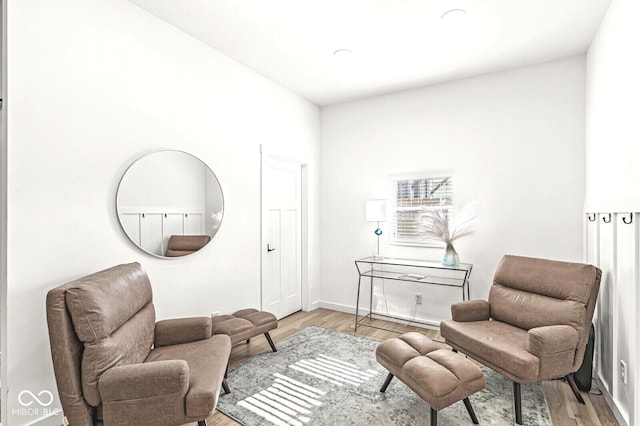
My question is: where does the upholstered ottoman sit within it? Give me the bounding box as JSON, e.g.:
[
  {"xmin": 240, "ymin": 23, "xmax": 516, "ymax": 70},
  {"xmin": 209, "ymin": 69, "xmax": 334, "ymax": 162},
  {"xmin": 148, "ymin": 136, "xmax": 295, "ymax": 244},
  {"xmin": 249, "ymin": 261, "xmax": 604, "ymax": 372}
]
[
  {"xmin": 376, "ymin": 332, "xmax": 486, "ymax": 426},
  {"xmin": 211, "ymin": 309, "xmax": 278, "ymax": 352}
]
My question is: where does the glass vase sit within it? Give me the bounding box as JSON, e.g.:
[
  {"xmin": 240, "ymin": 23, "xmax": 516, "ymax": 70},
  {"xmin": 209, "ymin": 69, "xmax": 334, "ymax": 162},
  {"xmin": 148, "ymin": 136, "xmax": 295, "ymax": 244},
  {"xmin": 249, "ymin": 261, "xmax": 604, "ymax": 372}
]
[{"xmin": 442, "ymin": 243, "xmax": 460, "ymax": 267}]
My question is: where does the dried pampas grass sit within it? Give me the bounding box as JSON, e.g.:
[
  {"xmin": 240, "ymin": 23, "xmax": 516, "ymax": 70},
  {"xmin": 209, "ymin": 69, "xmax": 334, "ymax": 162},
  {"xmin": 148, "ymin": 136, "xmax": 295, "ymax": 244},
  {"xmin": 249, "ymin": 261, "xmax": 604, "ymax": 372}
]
[{"xmin": 422, "ymin": 201, "xmax": 478, "ymax": 244}]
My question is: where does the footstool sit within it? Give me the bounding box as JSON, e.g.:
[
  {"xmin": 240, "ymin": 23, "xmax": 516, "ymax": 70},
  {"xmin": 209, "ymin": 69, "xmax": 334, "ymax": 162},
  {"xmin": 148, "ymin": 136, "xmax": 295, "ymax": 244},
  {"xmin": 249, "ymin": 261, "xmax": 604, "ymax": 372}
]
[
  {"xmin": 376, "ymin": 332, "xmax": 486, "ymax": 426},
  {"xmin": 211, "ymin": 309, "xmax": 278, "ymax": 352}
]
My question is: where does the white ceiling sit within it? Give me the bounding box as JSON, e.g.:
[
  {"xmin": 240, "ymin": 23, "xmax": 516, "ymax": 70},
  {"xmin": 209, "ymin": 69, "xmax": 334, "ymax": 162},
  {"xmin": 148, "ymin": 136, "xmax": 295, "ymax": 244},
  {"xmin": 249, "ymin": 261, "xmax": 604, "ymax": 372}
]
[{"xmin": 130, "ymin": 0, "xmax": 612, "ymax": 106}]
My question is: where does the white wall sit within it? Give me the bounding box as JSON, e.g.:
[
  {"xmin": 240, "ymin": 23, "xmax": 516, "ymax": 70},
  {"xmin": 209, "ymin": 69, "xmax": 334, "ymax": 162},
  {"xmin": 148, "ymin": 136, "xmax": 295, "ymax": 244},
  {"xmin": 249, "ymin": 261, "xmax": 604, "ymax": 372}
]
[
  {"xmin": 585, "ymin": 0, "xmax": 640, "ymax": 424},
  {"xmin": 320, "ymin": 57, "xmax": 586, "ymax": 325},
  {"xmin": 118, "ymin": 151, "xmax": 207, "ymax": 212},
  {"xmin": 585, "ymin": 0, "xmax": 640, "ymax": 211},
  {"xmin": 0, "ymin": 0, "xmax": 7, "ymax": 423},
  {"xmin": 4, "ymin": 0, "xmax": 319, "ymax": 425}
]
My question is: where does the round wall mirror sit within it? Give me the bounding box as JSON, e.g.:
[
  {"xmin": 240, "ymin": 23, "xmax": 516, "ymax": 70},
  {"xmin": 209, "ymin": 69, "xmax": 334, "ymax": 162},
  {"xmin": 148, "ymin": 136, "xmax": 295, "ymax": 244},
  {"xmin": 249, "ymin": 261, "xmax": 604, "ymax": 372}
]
[{"xmin": 116, "ymin": 150, "xmax": 224, "ymax": 258}]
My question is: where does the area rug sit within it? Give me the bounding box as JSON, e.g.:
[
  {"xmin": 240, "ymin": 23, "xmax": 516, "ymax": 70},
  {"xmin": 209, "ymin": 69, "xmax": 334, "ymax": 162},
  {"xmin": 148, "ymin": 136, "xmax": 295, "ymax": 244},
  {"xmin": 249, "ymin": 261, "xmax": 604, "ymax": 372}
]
[{"xmin": 217, "ymin": 326, "xmax": 551, "ymax": 425}]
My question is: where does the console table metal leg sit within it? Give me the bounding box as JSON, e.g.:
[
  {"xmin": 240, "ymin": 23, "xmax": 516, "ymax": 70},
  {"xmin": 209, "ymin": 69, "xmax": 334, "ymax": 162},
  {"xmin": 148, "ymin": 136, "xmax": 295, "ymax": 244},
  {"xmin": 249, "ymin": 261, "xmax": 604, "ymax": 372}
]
[
  {"xmin": 369, "ymin": 276, "xmax": 374, "ymax": 324},
  {"xmin": 355, "ymin": 276, "xmax": 362, "ymax": 330}
]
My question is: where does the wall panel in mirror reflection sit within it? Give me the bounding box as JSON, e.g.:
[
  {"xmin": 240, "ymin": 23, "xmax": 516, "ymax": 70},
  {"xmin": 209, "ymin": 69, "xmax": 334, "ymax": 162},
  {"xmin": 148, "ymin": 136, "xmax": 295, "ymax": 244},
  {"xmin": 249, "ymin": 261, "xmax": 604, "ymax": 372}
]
[{"xmin": 116, "ymin": 150, "xmax": 223, "ymax": 257}]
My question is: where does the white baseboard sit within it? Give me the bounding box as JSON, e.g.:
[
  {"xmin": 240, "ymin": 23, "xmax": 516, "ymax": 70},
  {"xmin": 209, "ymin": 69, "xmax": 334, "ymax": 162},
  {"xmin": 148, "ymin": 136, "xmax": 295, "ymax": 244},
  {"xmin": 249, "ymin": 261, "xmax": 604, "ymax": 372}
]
[
  {"xmin": 315, "ymin": 301, "xmax": 441, "ymax": 330},
  {"xmin": 596, "ymin": 374, "xmax": 629, "ymax": 426},
  {"xmin": 316, "ymin": 301, "xmax": 357, "ymax": 315},
  {"xmin": 21, "ymin": 412, "xmax": 64, "ymax": 426},
  {"xmin": 308, "ymin": 300, "xmax": 324, "ymax": 311}
]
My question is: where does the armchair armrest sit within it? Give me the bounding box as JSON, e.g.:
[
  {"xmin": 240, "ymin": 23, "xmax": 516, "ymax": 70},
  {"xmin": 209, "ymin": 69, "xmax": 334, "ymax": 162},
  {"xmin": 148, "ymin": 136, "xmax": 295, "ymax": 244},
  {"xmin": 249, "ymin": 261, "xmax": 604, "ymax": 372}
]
[
  {"xmin": 527, "ymin": 325, "xmax": 579, "ymax": 357},
  {"xmin": 99, "ymin": 360, "xmax": 189, "ymax": 402},
  {"xmin": 155, "ymin": 317, "xmax": 212, "ymax": 348},
  {"xmin": 450, "ymin": 300, "xmax": 490, "ymax": 322}
]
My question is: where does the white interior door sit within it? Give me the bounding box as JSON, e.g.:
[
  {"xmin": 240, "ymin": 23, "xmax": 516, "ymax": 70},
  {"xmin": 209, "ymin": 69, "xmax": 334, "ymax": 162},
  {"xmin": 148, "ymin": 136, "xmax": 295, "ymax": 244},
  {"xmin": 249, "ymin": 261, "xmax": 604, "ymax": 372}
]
[{"xmin": 262, "ymin": 155, "xmax": 302, "ymax": 319}]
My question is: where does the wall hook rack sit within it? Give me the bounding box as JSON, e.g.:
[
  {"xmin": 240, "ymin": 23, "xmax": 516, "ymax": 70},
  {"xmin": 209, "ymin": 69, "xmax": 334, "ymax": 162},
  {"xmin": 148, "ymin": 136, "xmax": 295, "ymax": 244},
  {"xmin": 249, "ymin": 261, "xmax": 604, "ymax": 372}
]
[
  {"xmin": 602, "ymin": 213, "xmax": 612, "ymax": 223},
  {"xmin": 622, "ymin": 213, "xmax": 633, "ymax": 224},
  {"xmin": 587, "ymin": 213, "xmax": 596, "ymax": 222}
]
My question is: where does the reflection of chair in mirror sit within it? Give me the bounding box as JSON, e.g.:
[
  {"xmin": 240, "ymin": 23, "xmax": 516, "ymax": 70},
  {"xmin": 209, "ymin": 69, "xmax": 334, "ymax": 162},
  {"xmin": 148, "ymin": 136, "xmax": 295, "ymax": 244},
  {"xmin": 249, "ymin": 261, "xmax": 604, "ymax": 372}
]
[
  {"xmin": 440, "ymin": 255, "xmax": 601, "ymax": 425},
  {"xmin": 165, "ymin": 235, "xmax": 211, "ymax": 257}
]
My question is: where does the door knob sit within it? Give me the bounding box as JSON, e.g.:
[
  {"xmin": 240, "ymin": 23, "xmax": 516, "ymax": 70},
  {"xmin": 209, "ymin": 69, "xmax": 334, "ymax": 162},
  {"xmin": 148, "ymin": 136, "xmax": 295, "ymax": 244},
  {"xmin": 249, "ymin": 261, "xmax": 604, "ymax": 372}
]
[{"xmin": 267, "ymin": 244, "xmax": 276, "ymax": 252}]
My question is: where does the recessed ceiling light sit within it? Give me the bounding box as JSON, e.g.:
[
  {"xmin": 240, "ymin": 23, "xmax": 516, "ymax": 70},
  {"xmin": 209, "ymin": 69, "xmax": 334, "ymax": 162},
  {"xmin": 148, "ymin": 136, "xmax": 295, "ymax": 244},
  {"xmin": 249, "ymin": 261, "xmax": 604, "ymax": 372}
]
[
  {"xmin": 333, "ymin": 49, "xmax": 352, "ymax": 59},
  {"xmin": 441, "ymin": 8, "xmax": 467, "ymax": 20}
]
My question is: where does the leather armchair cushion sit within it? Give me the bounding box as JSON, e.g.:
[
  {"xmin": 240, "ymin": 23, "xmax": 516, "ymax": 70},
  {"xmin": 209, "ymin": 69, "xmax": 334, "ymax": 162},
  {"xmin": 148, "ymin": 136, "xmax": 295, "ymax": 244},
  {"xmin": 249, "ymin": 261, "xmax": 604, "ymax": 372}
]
[
  {"xmin": 99, "ymin": 360, "xmax": 190, "ymax": 426},
  {"xmin": 155, "ymin": 317, "xmax": 212, "ymax": 348},
  {"xmin": 489, "ymin": 284, "xmax": 585, "ymax": 332},
  {"xmin": 145, "ymin": 334, "xmax": 232, "ymax": 418},
  {"xmin": 65, "ymin": 263, "xmax": 153, "ymax": 342},
  {"xmin": 63, "ymin": 263, "xmax": 156, "ymax": 407},
  {"xmin": 46, "ymin": 285, "xmax": 95, "ymax": 424},
  {"xmin": 527, "ymin": 325, "xmax": 580, "ymax": 379},
  {"xmin": 494, "ymin": 255, "xmax": 599, "ymax": 304},
  {"xmin": 440, "ymin": 319, "xmax": 539, "ymax": 381},
  {"xmin": 527, "ymin": 325, "xmax": 579, "ymax": 356},
  {"xmin": 99, "ymin": 360, "xmax": 189, "ymax": 401},
  {"xmin": 450, "ymin": 300, "xmax": 490, "ymax": 322},
  {"xmin": 81, "ymin": 304, "xmax": 156, "ymax": 406}
]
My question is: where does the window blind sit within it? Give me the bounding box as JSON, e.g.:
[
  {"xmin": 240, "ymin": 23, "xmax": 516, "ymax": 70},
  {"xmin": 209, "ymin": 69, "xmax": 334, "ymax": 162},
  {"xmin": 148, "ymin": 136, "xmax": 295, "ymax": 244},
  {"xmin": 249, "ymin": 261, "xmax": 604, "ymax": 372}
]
[{"xmin": 391, "ymin": 176, "xmax": 453, "ymax": 245}]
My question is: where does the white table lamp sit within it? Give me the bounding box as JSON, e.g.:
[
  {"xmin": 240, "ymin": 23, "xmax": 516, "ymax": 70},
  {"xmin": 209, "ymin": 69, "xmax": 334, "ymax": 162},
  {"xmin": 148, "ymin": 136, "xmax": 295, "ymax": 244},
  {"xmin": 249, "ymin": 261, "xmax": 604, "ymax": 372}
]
[{"xmin": 366, "ymin": 199, "xmax": 388, "ymax": 260}]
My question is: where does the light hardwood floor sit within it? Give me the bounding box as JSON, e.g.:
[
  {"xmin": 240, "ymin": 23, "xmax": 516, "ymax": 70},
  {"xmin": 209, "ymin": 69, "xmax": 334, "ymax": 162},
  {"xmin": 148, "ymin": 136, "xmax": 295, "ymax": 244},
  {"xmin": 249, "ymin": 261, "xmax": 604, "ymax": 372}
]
[{"xmin": 202, "ymin": 309, "xmax": 618, "ymax": 426}]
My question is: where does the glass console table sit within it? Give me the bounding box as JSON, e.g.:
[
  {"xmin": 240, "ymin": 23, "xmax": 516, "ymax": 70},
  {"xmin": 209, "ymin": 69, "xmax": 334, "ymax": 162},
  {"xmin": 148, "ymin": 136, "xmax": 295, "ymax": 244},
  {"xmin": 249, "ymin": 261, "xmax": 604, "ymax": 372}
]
[{"xmin": 354, "ymin": 256, "xmax": 473, "ymax": 332}]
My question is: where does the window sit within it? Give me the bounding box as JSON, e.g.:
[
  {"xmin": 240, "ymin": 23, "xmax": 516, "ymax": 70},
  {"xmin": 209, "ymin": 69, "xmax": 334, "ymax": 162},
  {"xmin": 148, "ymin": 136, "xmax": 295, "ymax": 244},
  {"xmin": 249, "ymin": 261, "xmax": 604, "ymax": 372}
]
[{"xmin": 391, "ymin": 174, "xmax": 453, "ymax": 246}]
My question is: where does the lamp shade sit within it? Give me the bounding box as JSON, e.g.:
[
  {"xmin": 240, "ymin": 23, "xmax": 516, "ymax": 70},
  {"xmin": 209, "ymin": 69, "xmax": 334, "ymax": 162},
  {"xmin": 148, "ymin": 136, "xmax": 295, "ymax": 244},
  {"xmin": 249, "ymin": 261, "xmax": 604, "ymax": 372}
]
[{"xmin": 365, "ymin": 199, "xmax": 388, "ymax": 222}]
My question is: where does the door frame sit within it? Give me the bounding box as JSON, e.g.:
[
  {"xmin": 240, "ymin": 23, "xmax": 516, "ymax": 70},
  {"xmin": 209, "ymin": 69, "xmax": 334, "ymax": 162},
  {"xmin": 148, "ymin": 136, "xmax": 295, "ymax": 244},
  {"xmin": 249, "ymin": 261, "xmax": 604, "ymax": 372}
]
[{"xmin": 260, "ymin": 146, "xmax": 310, "ymax": 314}]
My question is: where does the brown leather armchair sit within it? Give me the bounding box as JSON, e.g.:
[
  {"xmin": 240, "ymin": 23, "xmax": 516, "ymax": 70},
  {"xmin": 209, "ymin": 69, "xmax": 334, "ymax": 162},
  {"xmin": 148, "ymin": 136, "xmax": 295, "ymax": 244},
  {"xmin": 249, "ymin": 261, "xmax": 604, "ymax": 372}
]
[
  {"xmin": 440, "ymin": 255, "xmax": 601, "ymax": 425},
  {"xmin": 46, "ymin": 262, "xmax": 231, "ymax": 426}
]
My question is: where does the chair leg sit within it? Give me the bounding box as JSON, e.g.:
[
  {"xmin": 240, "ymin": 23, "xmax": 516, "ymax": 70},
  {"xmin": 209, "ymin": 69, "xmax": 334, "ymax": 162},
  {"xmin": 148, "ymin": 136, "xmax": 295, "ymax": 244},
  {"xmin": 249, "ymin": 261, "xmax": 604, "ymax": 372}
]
[
  {"xmin": 513, "ymin": 381, "xmax": 522, "ymax": 425},
  {"xmin": 380, "ymin": 372, "xmax": 394, "ymax": 392},
  {"xmin": 430, "ymin": 407, "xmax": 438, "ymax": 426},
  {"xmin": 565, "ymin": 373, "xmax": 586, "ymax": 404},
  {"xmin": 264, "ymin": 332, "xmax": 277, "ymax": 352},
  {"xmin": 222, "ymin": 379, "xmax": 231, "ymax": 394},
  {"xmin": 463, "ymin": 397, "xmax": 479, "ymax": 424},
  {"xmin": 198, "ymin": 421, "xmax": 207, "ymax": 426}
]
